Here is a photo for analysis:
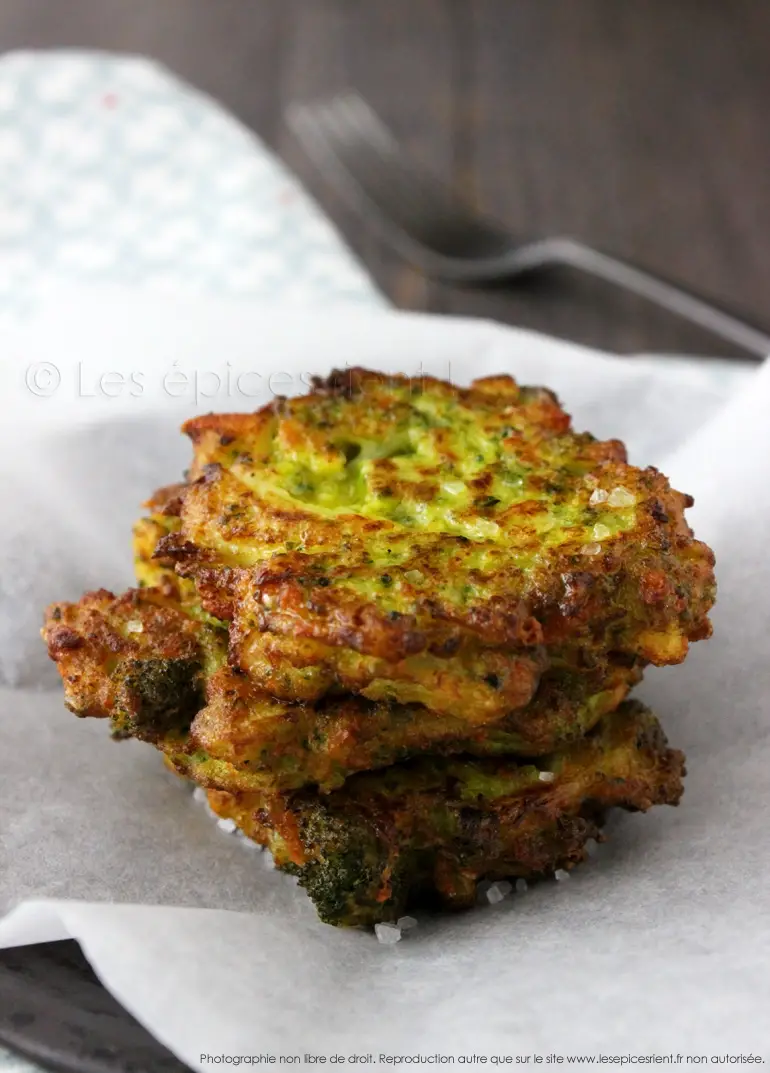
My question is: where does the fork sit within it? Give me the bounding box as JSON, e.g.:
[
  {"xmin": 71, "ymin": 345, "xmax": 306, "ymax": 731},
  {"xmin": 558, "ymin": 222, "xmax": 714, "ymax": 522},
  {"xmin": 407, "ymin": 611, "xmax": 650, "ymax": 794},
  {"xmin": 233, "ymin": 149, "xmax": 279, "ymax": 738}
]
[{"xmin": 287, "ymin": 93, "xmax": 770, "ymax": 359}]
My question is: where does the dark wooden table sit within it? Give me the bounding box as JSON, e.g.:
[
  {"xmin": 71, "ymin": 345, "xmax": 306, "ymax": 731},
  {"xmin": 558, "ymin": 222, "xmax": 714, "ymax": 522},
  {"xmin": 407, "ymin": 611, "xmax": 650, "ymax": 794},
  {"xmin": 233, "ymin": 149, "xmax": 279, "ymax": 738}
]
[{"xmin": 1, "ymin": 0, "xmax": 769, "ymax": 356}]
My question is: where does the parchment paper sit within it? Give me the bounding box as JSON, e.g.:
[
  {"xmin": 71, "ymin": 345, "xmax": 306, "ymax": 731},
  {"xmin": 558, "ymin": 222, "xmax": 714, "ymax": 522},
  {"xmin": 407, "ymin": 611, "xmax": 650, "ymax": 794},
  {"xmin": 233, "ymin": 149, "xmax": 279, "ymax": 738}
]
[{"xmin": 1, "ymin": 291, "xmax": 767, "ymax": 1066}]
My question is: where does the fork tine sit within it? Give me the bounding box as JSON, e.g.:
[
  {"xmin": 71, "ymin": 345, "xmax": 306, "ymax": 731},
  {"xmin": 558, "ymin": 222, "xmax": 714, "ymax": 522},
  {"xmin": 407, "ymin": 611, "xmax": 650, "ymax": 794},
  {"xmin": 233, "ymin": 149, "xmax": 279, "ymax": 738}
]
[
  {"xmin": 289, "ymin": 97, "xmax": 770, "ymax": 355},
  {"xmin": 326, "ymin": 93, "xmax": 474, "ymax": 227},
  {"xmin": 332, "ymin": 93, "xmax": 400, "ymax": 154},
  {"xmin": 289, "ymin": 101, "xmax": 419, "ymax": 227},
  {"xmin": 287, "ymin": 102, "xmax": 389, "ymax": 216},
  {"xmin": 288, "ymin": 94, "xmax": 498, "ymax": 260},
  {"xmin": 314, "ymin": 96, "xmax": 445, "ymax": 231}
]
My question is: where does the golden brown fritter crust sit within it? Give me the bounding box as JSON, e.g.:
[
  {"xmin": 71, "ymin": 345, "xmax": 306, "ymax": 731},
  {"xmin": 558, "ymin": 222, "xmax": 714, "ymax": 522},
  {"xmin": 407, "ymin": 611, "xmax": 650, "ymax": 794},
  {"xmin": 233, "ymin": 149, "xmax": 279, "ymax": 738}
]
[
  {"xmin": 208, "ymin": 700, "xmax": 685, "ymax": 926},
  {"xmin": 171, "ymin": 653, "xmax": 640, "ymax": 792},
  {"xmin": 138, "ymin": 370, "xmax": 714, "ymax": 719},
  {"xmin": 42, "ymin": 589, "xmax": 225, "ymax": 738},
  {"xmin": 137, "ymin": 485, "xmax": 548, "ymax": 723},
  {"xmin": 229, "ymin": 620, "xmax": 546, "ymax": 722},
  {"xmin": 42, "ymin": 587, "xmax": 640, "ymax": 792}
]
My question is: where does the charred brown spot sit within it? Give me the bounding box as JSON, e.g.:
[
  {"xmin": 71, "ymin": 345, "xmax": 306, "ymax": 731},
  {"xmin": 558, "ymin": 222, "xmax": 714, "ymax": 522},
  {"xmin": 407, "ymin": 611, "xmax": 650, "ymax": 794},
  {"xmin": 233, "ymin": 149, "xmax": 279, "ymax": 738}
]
[
  {"xmin": 47, "ymin": 626, "xmax": 84, "ymax": 655},
  {"xmin": 188, "ymin": 566, "xmax": 236, "ymax": 621},
  {"xmin": 144, "ymin": 482, "xmax": 187, "ymax": 517},
  {"xmin": 252, "ymin": 561, "xmax": 304, "ymax": 586},
  {"xmin": 264, "ymin": 507, "xmax": 318, "ymax": 524},
  {"xmin": 154, "ymin": 534, "xmax": 194, "ymax": 561},
  {"xmin": 428, "ymin": 635, "xmax": 461, "ymax": 658},
  {"xmin": 650, "ymin": 500, "xmax": 670, "ymax": 524},
  {"xmin": 311, "ymin": 369, "xmax": 360, "ymax": 399},
  {"xmin": 519, "ymin": 617, "xmax": 543, "ymax": 647},
  {"xmin": 468, "ymin": 472, "xmax": 494, "ymax": 494}
]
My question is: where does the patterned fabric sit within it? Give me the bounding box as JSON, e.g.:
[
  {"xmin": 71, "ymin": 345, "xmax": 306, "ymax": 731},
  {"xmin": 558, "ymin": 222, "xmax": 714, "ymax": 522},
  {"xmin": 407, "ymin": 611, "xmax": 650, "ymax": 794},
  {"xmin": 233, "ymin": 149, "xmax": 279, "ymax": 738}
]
[
  {"xmin": 0, "ymin": 50, "xmax": 383, "ymax": 317},
  {"xmin": 0, "ymin": 1058, "xmax": 39, "ymax": 1073}
]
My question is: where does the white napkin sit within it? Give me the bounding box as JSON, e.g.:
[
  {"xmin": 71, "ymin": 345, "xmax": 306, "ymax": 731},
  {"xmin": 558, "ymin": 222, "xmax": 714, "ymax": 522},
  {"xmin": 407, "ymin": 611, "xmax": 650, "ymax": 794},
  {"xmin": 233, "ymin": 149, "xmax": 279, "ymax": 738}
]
[{"xmin": 0, "ymin": 292, "xmax": 766, "ymax": 1065}]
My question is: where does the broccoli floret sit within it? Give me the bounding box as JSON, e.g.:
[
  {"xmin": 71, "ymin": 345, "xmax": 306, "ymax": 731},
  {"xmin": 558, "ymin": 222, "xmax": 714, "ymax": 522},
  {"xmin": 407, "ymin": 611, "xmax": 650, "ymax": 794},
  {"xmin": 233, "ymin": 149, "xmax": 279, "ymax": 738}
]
[
  {"xmin": 112, "ymin": 657, "xmax": 203, "ymax": 741},
  {"xmin": 299, "ymin": 845, "xmax": 378, "ymax": 926},
  {"xmin": 293, "ymin": 804, "xmax": 409, "ymax": 927}
]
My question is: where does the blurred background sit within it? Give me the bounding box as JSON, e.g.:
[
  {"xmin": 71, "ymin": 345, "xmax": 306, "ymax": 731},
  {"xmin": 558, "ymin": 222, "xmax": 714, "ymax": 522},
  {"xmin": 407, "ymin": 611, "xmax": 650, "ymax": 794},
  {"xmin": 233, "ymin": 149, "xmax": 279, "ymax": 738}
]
[{"xmin": 1, "ymin": 0, "xmax": 768, "ymax": 356}]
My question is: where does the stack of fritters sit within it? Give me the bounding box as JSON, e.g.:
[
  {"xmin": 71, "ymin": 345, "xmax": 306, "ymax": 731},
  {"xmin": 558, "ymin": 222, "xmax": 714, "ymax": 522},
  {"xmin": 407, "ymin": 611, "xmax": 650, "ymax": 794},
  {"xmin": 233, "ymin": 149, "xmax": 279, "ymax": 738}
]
[{"xmin": 43, "ymin": 370, "xmax": 715, "ymax": 926}]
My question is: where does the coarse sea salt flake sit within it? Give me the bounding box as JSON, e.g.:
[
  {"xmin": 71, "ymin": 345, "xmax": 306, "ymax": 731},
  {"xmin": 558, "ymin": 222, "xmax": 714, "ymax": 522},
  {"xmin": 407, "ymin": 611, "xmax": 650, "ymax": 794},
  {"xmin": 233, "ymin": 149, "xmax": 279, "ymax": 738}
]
[
  {"xmin": 375, "ymin": 922, "xmax": 402, "ymax": 945},
  {"xmin": 126, "ymin": 620, "xmax": 144, "ymax": 633},
  {"xmin": 485, "ymin": 882, "xmax": 510, "ymax": 905},
  {"xmin": 192, "ymin": 787, "xmax": 207, "ymax": 804},
  {"xmin": 586, "ymin": 839, "xmax": 600, "ymax": 858},
  {"xmin": 397, "ymin": 915, "xmax": 418, "ymax": 932},
  {"xmin": 554, "ymin": 869, "xmax": 570, "ymax": 882},
  {"xmin": 581, "ymin": 542, "xmax": 602, "ymax": 556},
  {"xmin": 589, "ymin": 488, "xmax": 608, "ymax": 506},
  {"xmin": 475, "ymin": 879, "xmax": 492, "ymax": 903},
  {"xmin": 515, "ymin": 878, "xmax": 528, "ymax": 894},
  {"xmin": 217, "ymin": 817, "xmax": 237, "ymax": 834},
  {"xmin": 608, "ymin": 486, "xmax": 635, "ymax": 508},
  {"xmin": 538, "ymin": 770, "xmax": 556, "ymax": 783},
  {"xmin": 592, "ymin": 523, "xmax": 612, "ymax": 541}
]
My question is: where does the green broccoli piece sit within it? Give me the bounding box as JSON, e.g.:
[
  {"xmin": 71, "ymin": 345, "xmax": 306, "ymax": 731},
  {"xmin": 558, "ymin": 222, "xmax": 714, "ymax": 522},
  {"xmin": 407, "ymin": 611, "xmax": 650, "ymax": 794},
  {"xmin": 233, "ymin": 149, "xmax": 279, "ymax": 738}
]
[
  {"xmin": 293, "ymin": 804, "xmax": 411, "ymax": 927},
  {"xmin": 111, "ymin": 657, "xmax": 203, "ymax": 741}
]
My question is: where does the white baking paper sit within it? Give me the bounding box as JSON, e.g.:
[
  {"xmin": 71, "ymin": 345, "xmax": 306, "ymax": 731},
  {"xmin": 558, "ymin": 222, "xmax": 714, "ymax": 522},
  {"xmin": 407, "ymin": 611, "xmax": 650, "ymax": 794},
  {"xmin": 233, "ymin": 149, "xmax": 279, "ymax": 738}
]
[{"xmin": 0, "ymin": 290, "xmax": 767, "ymax": 1066}]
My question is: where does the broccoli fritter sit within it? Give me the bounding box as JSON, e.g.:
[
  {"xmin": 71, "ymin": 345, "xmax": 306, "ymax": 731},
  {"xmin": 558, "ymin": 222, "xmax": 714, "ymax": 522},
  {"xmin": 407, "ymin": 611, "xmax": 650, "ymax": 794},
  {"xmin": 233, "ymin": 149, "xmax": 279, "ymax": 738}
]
[
  {"xmin": 137, "ymin": 489, "xmax": 550, "ymax": 722},
  {"xmin": 206, "ymin": 701, "xmax": 685, "ymax": 926},
  {"xmin": 173, "ymin": 653, "xmax": 640, "ymax": 792},
  {"xmin": 43, "ymin": 588, "xmax": 225, "ymax": 740},
  {"xmin": 144, "ymin": 370, "xmax": 713, "ymax": 719},
  {"xmin": 40, "ymin": 368, "xmax": 712, "ymax": 931},
  {"xmin": 42, "ymin": 588, "xmax": 641, "ymax": 792}
]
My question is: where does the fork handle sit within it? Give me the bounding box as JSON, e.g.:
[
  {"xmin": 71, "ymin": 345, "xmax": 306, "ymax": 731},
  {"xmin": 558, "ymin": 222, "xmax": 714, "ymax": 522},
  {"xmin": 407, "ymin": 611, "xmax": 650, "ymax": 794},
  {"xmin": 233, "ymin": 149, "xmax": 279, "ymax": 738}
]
[{"xmin": 540, "ymin": 238, "xmax": 770, "ymax": 359}]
